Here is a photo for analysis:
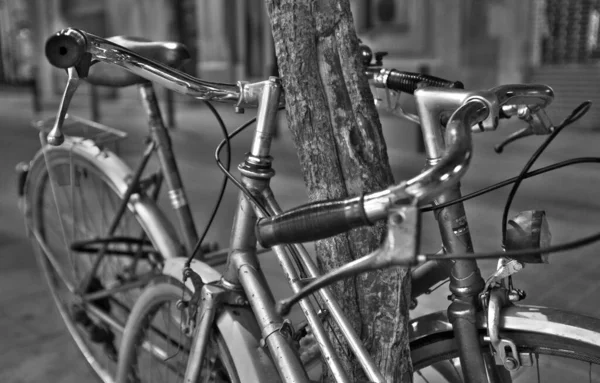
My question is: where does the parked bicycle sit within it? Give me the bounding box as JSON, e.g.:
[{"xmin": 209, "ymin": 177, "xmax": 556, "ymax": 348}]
[
  {"xmin": 16, "ymin": 32, "xmax": 228, "ymax": 382},
  {"xmin": 22, "ymin": 27, "xmax": 600, "ymax": 383}
]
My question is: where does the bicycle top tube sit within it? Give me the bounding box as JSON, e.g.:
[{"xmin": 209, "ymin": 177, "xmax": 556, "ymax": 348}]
[{"xmin": 45, "ymin": 28, "xmax": 273, "ymax": 108}]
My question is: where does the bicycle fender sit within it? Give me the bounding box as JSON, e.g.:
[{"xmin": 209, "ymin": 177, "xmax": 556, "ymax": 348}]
[
  {"xmin": 24, "ymin": 137, "xmax": 184, "ymax": 261},
  {"xmin": 163, "ymin": 257, "xmax": 282, "ymax": 383},
  {"xmin": 409, "ymin": 305, "xmax": 600, "ymax": 347}
]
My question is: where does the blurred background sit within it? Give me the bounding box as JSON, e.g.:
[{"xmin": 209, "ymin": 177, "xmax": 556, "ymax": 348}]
[
  {"xmin": 2, "ymin": 0, "xmax": 600, "ymax": 382},
  {"xmin": 4, "ymin": 0, "xmax": 600, "ymax": 123}
]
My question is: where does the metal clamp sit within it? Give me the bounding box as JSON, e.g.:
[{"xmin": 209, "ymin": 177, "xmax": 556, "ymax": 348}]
[
  {"xmin": 487, "ymin": 288, "xmax": 521, "ymax": 371},
  {"xmin": 260, "ymin": 319, "xmax": 295, "ymax": 348},
  {"xmin": 483, "ymin": 257, "xmax": 524, "ymax": 295}
]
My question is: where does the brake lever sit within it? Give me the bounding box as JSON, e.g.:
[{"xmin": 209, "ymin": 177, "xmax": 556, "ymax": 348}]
[
  {"xmin": 495, "ymin": 107, "xmax": 555, "ymax": 153},
  {"xmin": 48, "ymin": 67, "xmax": 80, "ymax": 146},
  {"xmin": 491, "ymin": 84, "xmax": 554, "ymax": 109},
  {"xmin": 276, "ymin": 204, "xmax": 421, "ymax": 317}
]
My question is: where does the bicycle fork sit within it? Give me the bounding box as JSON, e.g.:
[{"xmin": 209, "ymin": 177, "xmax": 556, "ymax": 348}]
[{"xmin": 434, "ymin": 186, "xmax": 511, "ymax": 383}]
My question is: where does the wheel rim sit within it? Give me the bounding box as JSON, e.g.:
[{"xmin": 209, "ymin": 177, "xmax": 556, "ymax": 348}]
[
  {"xmin": 125, "ymin": 285, "xmax": 237, "ymax": 383},
  {"xmin": 31, "ymin": 154, "xmax": 160, "ymax": 383},
  {"xmin": 412, "ymin": 332, "xmax": 600, "ymax": 382}
]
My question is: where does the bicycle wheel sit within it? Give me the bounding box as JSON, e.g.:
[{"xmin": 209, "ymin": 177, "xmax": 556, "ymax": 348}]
[
  {"xmin": 25, "ymin": 143, "xmax": 165, "ymax": 382},
  {"xmin": 116, "ymin": 278, "xmax": 239, "ymax": 383},
  {"xmin": 412, "ymin": 330, "xmax": 600, "ymax": 382}
]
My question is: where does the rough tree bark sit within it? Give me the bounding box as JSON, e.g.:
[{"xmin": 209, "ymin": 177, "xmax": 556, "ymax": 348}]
[{"xmin": 265, "ymin": 1, "xmax": 412, "ymax": 382}]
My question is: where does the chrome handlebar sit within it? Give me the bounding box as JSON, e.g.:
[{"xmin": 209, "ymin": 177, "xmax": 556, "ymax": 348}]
[
  {"xmin": 46, "ymin": 28, "xmax": 244, "ymax": 104},
  {"xmin": 267, "ymin": 84, "xmax": 556, "ymax": 314},
  {"xmin": 44, "ymin": 28, "xmax": 283, "ymax": 145}
]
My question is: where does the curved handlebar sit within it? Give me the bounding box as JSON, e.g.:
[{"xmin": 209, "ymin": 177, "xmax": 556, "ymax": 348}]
[
  {"xmin": 45, "ymin": 28, "xmax": 247, "ymax": 105},
  {"xmin": 256, "ymin": 100, "xmax": 489, "ymax": 247},
  {"xmin": 386, "ymin": 70, "xmax": 464, "ymax": 94},
  {"xmin": 366, "ymin": 68, "xmax": 463, "ymax": 94}
]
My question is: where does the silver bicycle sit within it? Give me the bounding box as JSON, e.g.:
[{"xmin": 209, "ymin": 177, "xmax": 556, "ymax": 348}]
[{"xmin": 39, "ymin": 28, "xmax": 600, "ymax": 383}]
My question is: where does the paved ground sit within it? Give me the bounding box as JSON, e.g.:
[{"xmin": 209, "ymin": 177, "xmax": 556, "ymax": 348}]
[{"xmin": 1, "ymin": 83, "xmax": 600, "ymax": 382}]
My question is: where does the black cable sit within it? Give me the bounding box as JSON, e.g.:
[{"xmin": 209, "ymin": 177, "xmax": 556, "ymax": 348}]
[
  {"xmin": 186, "ymin": 106, "xmax": 287, "ymax": 268},
  {"xmin": 425, "ymin": 228, "xmax": 600, "ymax": 261},
  {"xmin": 213, "ymin": 106, "xmax": 287, "ymax": 218},
  {"xmin": 186, "ymin": 101, "xmax": 231, "ymax": 267},
  {"xmin": 213, "ymin": 119, "xmax": 270, "ymax": 217},
  {"xmin": 500, "ymin": 101, "xmax": 591, "ymax": 245},
  {"xmin": 421, "ymin": 157, "xmax": 600, "ymax": 212}
]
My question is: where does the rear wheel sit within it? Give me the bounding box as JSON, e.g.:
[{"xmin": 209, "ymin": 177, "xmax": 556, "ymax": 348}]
[
  {"xmin": 412, "ymin": 330, "xmax": 600, "ymax": 382},
  {"xmin": 26, "ymin": 146, "xmax": 164, "ymax": 382},
  {"xmin": 116, "ymin": 279, "xmax": 240, "ymax": 383}
]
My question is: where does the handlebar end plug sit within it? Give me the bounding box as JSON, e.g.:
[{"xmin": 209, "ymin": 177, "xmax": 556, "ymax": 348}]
[{"xmin": 45, "ymin": 30, "xmax": 86, "ymax": 69}]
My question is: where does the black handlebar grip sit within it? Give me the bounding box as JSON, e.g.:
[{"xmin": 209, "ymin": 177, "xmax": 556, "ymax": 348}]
[
  {"xmin": 386, "ymin": 70, "xmax": 464, "ymax": 94},
  {"xmin": 45, "ymin": 30, "xmax": 87, "ymax": 69},
  {"xmin": 256, "ymin": 197, "xmax": 372, "ymax": 248}
]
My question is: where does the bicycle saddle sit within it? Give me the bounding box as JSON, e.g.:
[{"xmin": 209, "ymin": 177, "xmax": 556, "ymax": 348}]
[{"xmin": 86, "ymin": 36, "xmax": 190, "ymax": 88}]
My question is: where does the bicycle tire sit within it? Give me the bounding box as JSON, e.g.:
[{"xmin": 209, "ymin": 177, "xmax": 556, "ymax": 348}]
[
  {"xmin": 411, "ymin": 329, "xmax": 600, "ymax": 382},
  {"xmin": 24, "ymin": 140, "xmax": 173, "ymax": 383},
  {"xmin": 115, "ymin": 278, "xmax": 240, "ymax": 383}
]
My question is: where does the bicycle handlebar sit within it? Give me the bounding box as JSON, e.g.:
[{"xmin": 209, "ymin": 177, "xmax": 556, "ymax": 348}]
[
  {"xmin": 45, "ymin": 28, "xmax": 249, "ymax": 105},
  {"xmin": 382, "ymin": 69, "xmax": 464, "ymax": 94},
  {"xmin": 256, "ymin": 100, "xmax": 489, "ymax": 247}
]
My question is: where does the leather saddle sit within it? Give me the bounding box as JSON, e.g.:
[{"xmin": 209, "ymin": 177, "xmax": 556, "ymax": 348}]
[{"xmin": 86, "ymin": 36, "xmax": 190, "ymax": 88}]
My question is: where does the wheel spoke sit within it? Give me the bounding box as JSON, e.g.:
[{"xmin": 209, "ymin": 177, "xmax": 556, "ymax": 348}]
[
  {"xmin": 536, "ymin": 352, "xmax": 540, "ymax": 383},
  {"xmin": 29, "ymin": 150, "xmax": 160, "ymax": 383}
]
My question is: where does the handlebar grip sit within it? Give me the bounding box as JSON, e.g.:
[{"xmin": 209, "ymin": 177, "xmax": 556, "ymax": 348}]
[
  {"xmin": 45, "ymin": 29, "xmax": 87, "ymax": 69},
  {"xmin": 256, "ymin": 197, "xmax": 371, "ymax": 248},
  {"xmin": 386, "ymin": 70, "xmax": 463, "ymax": 94}
]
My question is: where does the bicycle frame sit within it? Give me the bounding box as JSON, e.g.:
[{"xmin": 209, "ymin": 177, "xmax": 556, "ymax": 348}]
[
  {"xmin": 184, "ymin": 77, "xmax": 383, "ymax": 383},
  {"xmin": 416, "ymin": 88, "xmax": 493, "ymax": 382},
  {"xmin": 182, "ymin": 82, "xmax": 494, "ymax": 382}
]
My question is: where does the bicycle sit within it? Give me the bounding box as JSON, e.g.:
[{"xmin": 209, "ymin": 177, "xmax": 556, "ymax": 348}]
[
  {"xmin": 16, "ymin": 34, "xmax": 231, "ymax": 382},
  {"xmin": 37, "ymin": 28, "xmax": 600, "ymax": 383}
]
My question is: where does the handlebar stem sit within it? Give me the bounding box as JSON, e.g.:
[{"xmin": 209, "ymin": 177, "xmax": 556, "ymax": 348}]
[{"xmin": 415, "ymin": 88, "xmax": 499, "ymax": 159}]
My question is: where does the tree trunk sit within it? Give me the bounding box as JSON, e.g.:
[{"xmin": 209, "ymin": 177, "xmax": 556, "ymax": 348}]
[{"xmin": 265, "ymin": 1, "xmax": 412, "ymax": 382}]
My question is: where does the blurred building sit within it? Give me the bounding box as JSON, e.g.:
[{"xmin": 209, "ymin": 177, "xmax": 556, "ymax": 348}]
[
  {"xmin": 5, "ymin": 0, "xmax": 600, "ymax": 124},
  {"xmin": 0, "ymin": 0, "xmax": 35, "ymax": 85}
]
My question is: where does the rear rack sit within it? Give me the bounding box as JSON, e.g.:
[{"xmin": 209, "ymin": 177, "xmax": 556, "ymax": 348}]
[{"xmin": 31, "ymin": 114, "xmax": 127, "ymax": 150}]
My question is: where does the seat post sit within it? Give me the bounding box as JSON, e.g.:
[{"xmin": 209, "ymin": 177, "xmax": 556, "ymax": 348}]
[{"xmin": 138, "ymin": 83, "xmax": 199, "ymax": 256}]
